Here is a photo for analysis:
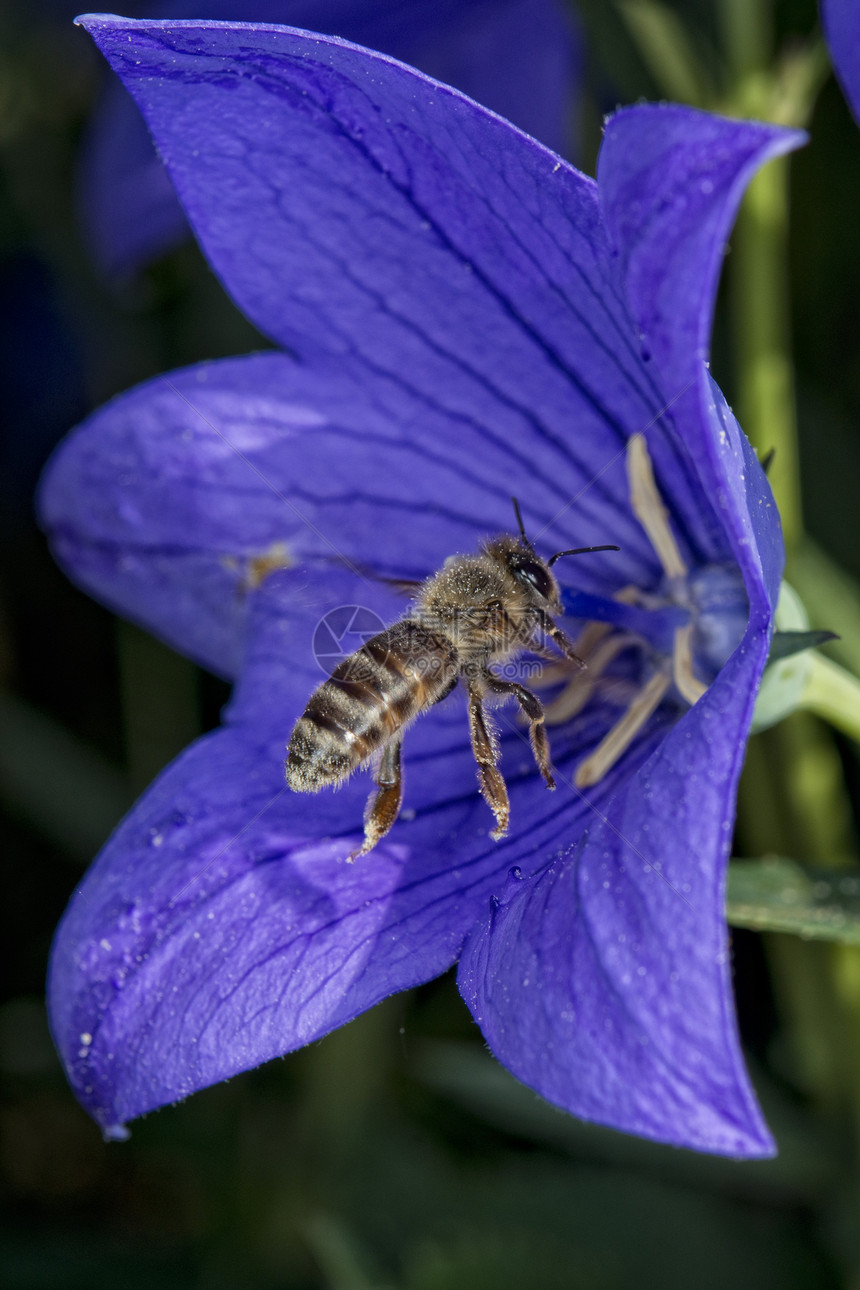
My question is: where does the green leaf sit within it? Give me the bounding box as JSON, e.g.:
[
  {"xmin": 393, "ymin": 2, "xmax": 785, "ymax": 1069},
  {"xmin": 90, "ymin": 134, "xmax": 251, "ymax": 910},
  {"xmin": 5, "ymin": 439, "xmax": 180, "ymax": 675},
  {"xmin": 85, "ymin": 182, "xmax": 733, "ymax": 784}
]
[
  {"xmin": 768, "ymin": 630, "xmax": 839, "ymax": 665},
  {"xmin": 727, "ymin": 857, "xmax": 860, "ymax": 943}
]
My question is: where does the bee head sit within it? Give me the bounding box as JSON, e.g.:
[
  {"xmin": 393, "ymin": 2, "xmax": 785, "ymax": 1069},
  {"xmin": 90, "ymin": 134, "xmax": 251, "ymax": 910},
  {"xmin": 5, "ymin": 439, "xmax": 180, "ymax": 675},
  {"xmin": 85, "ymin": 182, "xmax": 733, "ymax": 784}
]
[
  {"xmin": 504, "ymin": 497, "xmax": 619, "ymax": 611},
  {"xmin": 506, "ymin": 544, "xmax": 559, "ymax": 605}
]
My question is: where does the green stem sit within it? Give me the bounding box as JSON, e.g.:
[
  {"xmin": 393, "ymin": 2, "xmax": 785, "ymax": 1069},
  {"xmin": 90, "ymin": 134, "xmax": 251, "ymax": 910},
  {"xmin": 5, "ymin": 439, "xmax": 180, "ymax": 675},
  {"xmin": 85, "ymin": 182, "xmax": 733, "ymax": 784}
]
[
  {"xmin": 722, "ymin": 25, "xmax": 827, "ymax": 554},
  {"xmin": 788, "ymin": 538, "xmax": 860, "ymax": 679},
  {"xmin": 616, "ymin": 0, "xmax": 712, "ymax": 106},
  {"xmin": 731, "ymin": 154, "xmax": 802, "ymax": 549},
  {"xmin": 718, "ymin": 0, "xmax": 769, "ymax": 83},
  {"xmin": 295, "ymin": 997, "xmax": 401, "ymax": 1162},
  {"xmin": 800, "ymin": 653, "xmax": 860, "ymax": 743},
  {"xmin": 739, "ymin": 713, "xmax": 857, "ymax": 866}
]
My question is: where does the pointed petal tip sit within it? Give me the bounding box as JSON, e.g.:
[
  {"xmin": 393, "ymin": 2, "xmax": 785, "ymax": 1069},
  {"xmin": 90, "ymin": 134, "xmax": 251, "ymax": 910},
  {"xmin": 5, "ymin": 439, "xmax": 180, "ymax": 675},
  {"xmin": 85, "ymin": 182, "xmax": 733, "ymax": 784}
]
[
  {"xmin": 580, "ymin": 1098, "xmax": 777, "ymax": 1159},
  {"xmin": 738, "ymin": 1124, "xmax": 778, "ymax": 1161},
  {"xmin": 74, "ymin": 13, "xmax": 123, "ymax": 30},
  {"xmin": 643, "ymin": 1111, "xmax": 777, "ymax": 1159},
  {"xmin": 604, "ymin": 100, "xmax": 808, "ymax": 158}
]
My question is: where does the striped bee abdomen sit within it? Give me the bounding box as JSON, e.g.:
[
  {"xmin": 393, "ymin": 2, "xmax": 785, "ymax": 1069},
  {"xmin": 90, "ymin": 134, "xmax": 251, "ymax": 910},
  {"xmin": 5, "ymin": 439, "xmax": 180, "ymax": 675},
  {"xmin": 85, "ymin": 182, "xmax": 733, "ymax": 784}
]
[{"xmin": 286, "ymin": 620, "xmax": 458, "ymax": 792}]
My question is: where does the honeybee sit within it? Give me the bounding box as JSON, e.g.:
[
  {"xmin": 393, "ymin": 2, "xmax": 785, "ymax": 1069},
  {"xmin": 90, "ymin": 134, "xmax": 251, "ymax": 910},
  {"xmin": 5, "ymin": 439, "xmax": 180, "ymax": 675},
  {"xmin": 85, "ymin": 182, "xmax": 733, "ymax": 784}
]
[{"xmin": 286, "ymin": 501, "xmax": 617, "ymax": 860}]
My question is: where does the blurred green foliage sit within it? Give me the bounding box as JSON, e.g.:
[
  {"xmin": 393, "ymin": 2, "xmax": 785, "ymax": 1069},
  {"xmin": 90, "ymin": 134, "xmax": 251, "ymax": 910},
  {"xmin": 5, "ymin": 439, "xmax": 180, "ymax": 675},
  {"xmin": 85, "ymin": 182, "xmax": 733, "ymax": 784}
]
[{"xmin": 1, "ymin": 1, "xmax": 860, "ymax": 1287}]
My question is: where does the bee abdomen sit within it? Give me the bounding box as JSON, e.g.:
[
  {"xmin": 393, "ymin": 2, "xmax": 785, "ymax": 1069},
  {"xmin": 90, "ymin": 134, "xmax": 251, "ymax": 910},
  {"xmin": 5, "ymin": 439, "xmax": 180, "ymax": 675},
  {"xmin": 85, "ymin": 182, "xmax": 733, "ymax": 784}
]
[{"xmin": 286, "ymin": 621, "xmax": 458, "ymax": 792}]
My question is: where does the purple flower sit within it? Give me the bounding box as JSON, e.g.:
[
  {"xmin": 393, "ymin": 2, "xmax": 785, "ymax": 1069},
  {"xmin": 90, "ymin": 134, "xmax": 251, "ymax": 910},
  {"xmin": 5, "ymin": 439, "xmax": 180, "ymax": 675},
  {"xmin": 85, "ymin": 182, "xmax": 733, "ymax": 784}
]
[
  {"xmin": 80, "ymin": 0, "xmax": 578, "ymax": 278},
  {"xmin": 822, "ymin": 0, "xmax": 860, "ymax": 124},
  {"xmin": 42, "ymin": 15, "xmax": 801, "ymax": 1153}
]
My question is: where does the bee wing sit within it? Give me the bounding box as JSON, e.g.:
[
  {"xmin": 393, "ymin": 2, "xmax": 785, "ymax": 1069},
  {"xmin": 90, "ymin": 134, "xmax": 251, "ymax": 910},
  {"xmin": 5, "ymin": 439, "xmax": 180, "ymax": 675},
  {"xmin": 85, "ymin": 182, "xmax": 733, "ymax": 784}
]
[
  {"xmin": 375, "ymin": 576, "xmax": 424, "ymax": 598},
  {"xmin": 318, "ymin": 555, "xmax": 425, "ymax": 599}
]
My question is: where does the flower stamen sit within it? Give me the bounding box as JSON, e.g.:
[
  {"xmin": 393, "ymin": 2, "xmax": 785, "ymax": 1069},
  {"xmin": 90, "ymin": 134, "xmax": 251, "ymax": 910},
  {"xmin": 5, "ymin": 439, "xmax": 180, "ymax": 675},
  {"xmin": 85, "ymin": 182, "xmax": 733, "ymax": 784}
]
[
  {"xmin": 543, "ymin": 631, "xmax": 638, "ymax": 724},
  {"xmin": 574, "ymin": 670, "xmax": 671, "ymax": 787},
  {"xmin": 627, "ymin": 433, "xmax": 687, "ymax": 580},
  {"xmin": 629, "ymin": 434, "xmax": 709, "ymax": 706},
  {"xmin": 563, "ymin": 437, "xmax": 718, "ymax": 785},
  {"xmin": 672, "ymin": 622, "xmax": 708, "ymax": 705}
]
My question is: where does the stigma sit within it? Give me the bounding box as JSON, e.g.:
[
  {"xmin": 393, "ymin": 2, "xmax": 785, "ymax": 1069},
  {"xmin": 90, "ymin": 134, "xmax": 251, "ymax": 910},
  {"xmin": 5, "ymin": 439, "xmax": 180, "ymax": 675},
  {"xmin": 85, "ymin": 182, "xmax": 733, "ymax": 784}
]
[{"xmin": 544, "ymin": 435, "xmax": 748, "ymax": 788}]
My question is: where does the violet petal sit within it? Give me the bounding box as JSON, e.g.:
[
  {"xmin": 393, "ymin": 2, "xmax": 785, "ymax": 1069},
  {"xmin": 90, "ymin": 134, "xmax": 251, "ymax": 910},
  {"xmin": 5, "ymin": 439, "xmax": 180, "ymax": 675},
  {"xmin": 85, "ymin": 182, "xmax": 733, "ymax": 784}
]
[
  {"xmin": 458, "ymin": 617, "xmax": 775, "ymax": 1157},
  {"xmin": 80, "ymin": 0, "xmax": 578, "ymax": 278},
  {"xmin": 823, "ymin": 0, "xmax": 860, "ymax": 126},
  {"xmin": 51, "ymin": 566, "xmax": 652, "ymax": 1133},
  {"xmin": 49, "ymin": 20, "xmax": 798, "ymax": 678},
  {"xmin": 39, "ymin": 349, "xmax": 644, "ymax": 678},
  {"xmin": 457, "ymin": 110, "xmax": 800, "ymax": 1158},
  {"xmin": 46, "ymin": 20, "xmax": 798, "ymax": 1151}
]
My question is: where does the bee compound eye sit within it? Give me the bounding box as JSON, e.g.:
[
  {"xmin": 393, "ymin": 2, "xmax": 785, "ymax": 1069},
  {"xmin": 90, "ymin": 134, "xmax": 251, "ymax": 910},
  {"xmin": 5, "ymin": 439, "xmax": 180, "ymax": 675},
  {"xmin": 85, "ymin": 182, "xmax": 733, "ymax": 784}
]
[{"xmin": 514, "ymin": 557, "xmax": 553, "ymax": 600}]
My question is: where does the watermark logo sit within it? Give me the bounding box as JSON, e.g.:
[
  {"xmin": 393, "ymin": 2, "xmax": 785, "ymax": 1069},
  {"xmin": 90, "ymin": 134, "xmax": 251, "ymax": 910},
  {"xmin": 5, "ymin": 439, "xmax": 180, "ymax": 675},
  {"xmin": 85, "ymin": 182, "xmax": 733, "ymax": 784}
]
[
  {"xmin": 312, "ymin": 603, "xmax": 545, "ymax": 684},
  {"xmin": 312, "ymin": 605, "xmax": 386, "ymax": 675}
]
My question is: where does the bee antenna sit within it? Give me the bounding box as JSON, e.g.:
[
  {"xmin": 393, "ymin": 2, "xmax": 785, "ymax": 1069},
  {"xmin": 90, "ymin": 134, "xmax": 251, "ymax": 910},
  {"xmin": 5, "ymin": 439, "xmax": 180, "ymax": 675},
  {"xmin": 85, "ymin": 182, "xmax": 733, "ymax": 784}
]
[
  {"xmin": 511, "ymin": 497, "xmax": 536, "ymax": 551},
  {"xmin": 548, "ymin": 544, "xmax": 620, "ymax": 567}
]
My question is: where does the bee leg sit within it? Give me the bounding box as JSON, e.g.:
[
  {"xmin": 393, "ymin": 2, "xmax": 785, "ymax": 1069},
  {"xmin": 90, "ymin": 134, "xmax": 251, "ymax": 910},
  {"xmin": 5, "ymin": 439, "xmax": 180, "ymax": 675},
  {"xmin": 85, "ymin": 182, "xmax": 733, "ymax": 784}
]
[
  {"xmin": 482, "ymin": 671, "xmax": 556, "ymax": 791},
  {"xmin": 532, "ymin": 609, "xmax": 586, "ymax": 668},
  {"xmin": 347, "ymin": 734, "xmax": 404, "ymax": 862},
  {"xmin": 467, "ymin": 685, "xmax": 510, "ymax": 841}
]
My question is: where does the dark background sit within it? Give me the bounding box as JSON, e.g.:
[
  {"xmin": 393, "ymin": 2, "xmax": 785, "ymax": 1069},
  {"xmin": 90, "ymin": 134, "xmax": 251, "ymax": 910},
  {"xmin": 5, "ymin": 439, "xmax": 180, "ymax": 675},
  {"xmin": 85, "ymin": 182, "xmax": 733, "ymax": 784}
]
[{"xmin": 1, "ymin": 2, "xmax": 859, "ymax": 1286}]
